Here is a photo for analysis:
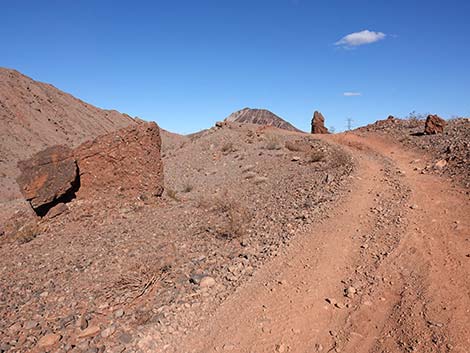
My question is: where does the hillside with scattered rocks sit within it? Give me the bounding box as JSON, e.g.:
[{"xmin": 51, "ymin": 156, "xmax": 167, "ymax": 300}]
[
  {"xmin": 0, "ymin": 121, "xmax": 354, "ymax": 353},
  {"xmin": 356, "ymin": 116, "xmax": 470, "ymax": 188}
]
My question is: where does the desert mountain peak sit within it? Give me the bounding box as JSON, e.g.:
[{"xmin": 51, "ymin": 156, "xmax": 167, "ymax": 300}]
[{"xmin": 225, "ymin": 107, "xmax": 301, "ymax": 132}]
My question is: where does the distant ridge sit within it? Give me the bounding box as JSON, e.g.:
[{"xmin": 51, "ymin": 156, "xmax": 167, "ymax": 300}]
[{"xmin": 225, "ymin": 108, "xmax": 302, "ymax": 132}]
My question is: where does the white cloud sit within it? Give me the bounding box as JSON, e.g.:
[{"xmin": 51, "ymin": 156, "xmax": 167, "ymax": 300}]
[
  {"xmin": 335, "ymin": 30, "xmax": 386, "ymax": 48},
  {"xmin": 343, "ymin": 92, "xmax": 362, "ymax": 96}
]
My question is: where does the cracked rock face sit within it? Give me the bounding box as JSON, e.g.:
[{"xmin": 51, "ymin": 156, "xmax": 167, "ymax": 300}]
[
  {"xmin": 424, "ymin": 114, "xmax": 446, "ymax": 134},
  {"xmin": 16, "ymin": 122, "xmax": 164, "ymax": 217},
  {"xmin": 74, "ymin": 121, "xmax": 164, "ymax": 200},
  {"xmin": 16, "ymin": 145, "xmax": 78, "ymax": 215}
]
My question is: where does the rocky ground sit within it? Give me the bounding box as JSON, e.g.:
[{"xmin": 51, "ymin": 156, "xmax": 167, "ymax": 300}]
[
  {"xmin": 0, "ymin": 122, "xmax": 354, "ymax": 353},
  {"xmin": 2, "ymin": 68, "xmax": 468, "ymax": 353},
  {"xmin": 356, "ymin": 117, "xmax": 470, "ymax": 188},
  {"xmin": 156, "ymin": 131, "xmax": 469, "ymax": 353}
]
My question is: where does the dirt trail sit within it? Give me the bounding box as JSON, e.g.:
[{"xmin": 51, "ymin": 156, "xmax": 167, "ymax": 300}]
[{"xmin": 175, "ymin": 132, "xmax": 470, "ymax": 353}]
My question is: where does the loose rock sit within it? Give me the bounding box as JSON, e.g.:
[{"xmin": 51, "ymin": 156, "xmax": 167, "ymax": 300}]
[
  {"xmin": 37, "ymin": 333, "xmax": 61, "ymax": 348},
  {"xmin": 78, "ymin": 325, "xmax": 100, "ymax": 339},
  {"xmin": 199, "ymin": 276, "xmax": 216, "ymax": 288}
]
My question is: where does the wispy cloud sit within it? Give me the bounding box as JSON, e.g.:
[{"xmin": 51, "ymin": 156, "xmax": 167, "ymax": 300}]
[
  {"xmin": 343, "ymin": 92, "xmax": 362, "ymax": 97},
  {"xmin": 335, "ymin": 30, "xmax": 386, "ymax": 48}
]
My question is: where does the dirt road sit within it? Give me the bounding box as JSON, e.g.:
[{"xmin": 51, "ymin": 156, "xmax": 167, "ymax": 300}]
[{"xmin": 175, "ymin": 132, "xmax": 470, "ymax": 353}]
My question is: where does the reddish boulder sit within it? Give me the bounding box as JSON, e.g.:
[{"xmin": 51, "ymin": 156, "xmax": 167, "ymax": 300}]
[
  {"xmin": 74, "ymin": 121, "xmax": 164, "ymax": 199},
  {"xmin": 311, "ymin": 111, "xmax": 329, "ymax": 134},
  {"xmin": 16, "ymin": 146, "xmax": 78, "ymax": 214},
  {"xmin": 424, "ymin": 114, "xmax": 446, "ymax": 134},
  {"xmin": 16, "ymin": 121, "xmax": 164, "ymax": 217},
  {"xmin": 45, "ymin": 202, "xmax": 69, "ymax": 219}
]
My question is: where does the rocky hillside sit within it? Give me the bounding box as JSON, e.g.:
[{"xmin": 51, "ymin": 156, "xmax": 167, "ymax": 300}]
[
  {"xmin": 225, "ymin": 108, "xmax": 302, "ymax": 132},
  {"xmin": 0, "ymin": 68, "xmax": 136, "ymax": 212},
  {"xmin": 0, "ymin": 121, "xmax": 354, "ymax": 353},
  {"xmin": 356, "ymin": 116, "xmax": 470, "ymax": 188}
]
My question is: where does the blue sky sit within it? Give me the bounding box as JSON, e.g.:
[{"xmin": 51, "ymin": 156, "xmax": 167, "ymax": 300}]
[{"xmin": 2, "ymin": 0, "xmax": 469, "ymax": 133}]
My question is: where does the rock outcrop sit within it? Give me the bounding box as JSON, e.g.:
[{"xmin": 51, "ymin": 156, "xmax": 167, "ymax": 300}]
[
  {"xmin": 225, "ymin": 108, "xmax": 301, "ymax": 132},
  {"xmin": 0, "ymin": 67, "xmax": 136, "ymax": 221},
  {"xmin": 311, "ymin": 111, "xmax": 329, "ymax": 134},
  {"xmin": 75, "ymin": 121, "xmax": 164, "ymax": 200},
  {"xmin": 424, "ymin": 114, "xmax": 446, "ymax": 134},
  {"xmin": 16, "ymin": 122, "xmax": 164, "ymax": 216},
  {"xmin": 16, "ymin": 146, "xmax": 79, "ymax": 216}
]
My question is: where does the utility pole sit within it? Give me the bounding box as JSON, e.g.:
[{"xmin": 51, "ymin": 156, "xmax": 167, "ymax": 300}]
[{"xmin": 346, "ymin": 118, "xmax": 354, "ymax": 131}]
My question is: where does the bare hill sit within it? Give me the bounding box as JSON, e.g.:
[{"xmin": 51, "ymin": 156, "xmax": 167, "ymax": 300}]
[
  {"xmin": 225, "ymin": 107, "xmax": 302, "ymax": 132},
  {"xmin": 0, "ymin": 68, "xmax": 136, "ymax": 206}
]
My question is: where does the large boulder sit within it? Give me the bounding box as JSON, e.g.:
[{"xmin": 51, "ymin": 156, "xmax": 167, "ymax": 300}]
[
  {"xmin": 424, "ymin": 114, "xmax": 446, "ymax": 134},
  {"xmin": 16, "ymin": 146, "xmax": 78, "ymax": 215},
  {"xmin": 74, "ymin": 121, "xmax": 164, "ymax": 199},
  {"xmin": 16, "ymin": 122, "xmax": 164, "ymax": 217},
  {"xmin": 311, "ymin": 111, "xmax": 329, "ymax": 134}
]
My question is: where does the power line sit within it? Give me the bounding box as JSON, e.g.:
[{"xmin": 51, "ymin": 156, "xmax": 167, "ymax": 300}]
[{"xmin": 346, "ymin": 118, "xmax": 354, "ymax": 130}]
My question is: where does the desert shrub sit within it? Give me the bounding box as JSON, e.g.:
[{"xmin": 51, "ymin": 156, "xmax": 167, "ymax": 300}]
[
  {"xmin": 221, "ymin": 141, "xmax": 235, "ymax": 154},
  {"xmin": 406, "ymin": 110, "xmax": 427, "ymax": 120},
  {"xmin": 285, "ymin": 140, "xmax": 302, "ymax": 152},
  {"xmin": 265, "ymin": 134, "xmax": 281, "ymax": 150},
  {"xmin": 107, "ymin": 262, "xmax": 170, "ymax": 305},
  {"xmin": 15, "ymin": 222, "xmax": 41, "ymax": 244},
  {"xmin": 330, "ymin": 149, "xmax": 353, "ymax": 169},
  {"xmin": 182, "ymin": 183, "xmax": 193, "ymax": 193},
  {"xmin": 166, "ymin": 188, "xmax": 180, "ymax": 201},
  {"xmin": 405, "ymin": 111, "xmax": 428, "ymax": 128},
  {"xmin": 308, "ymin": 151, "xmax": 325, "ymax": 163},
  {"xmin": 198, "ymin": 192, "xmax": 252, "ymax": 240}
]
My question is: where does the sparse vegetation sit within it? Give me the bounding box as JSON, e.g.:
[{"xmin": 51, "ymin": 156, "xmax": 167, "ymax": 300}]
[
  {"xmin": 330, "ymin": 149, "xmax": 353, "ymax": 169},
  {"xmin": 308, "ymin": 151, "xmax": 325, "ymax": 163},
  {"xmin": 221, "ymin": 141, "xmax": 235, "ymax": 154},
  {"xmin": 265, "ymin": 134, "xmax": 281, "ymax": 150},
  {"xmin": 107, "ymin": 263, "xmax": 170, "ymax": 305},
  {"xmin": 405, "ymin": 110, "xmax": 428, "ymax": 120},
  {"xmin": 15, "ymin": 222, "xmax": 41, "ymax": 244},
  {"xmin": 285, "ymin": 140, "xmax": 303, "ymax": 152},
  {"xmin": 198, "ymin": 192, "xmax": 252, "ymax": 240},
  {"xmin": 404, "ymin": 111, "xmax": 429, "ymax": 128},
  {"xmin": 166, "ymin": 188, "xmax": 180, "ymax": 201},
  {"xmin": 182, "ymin": 182, "xmax": 193, "ymax": 193}
]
